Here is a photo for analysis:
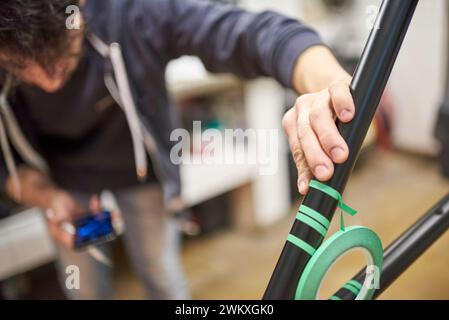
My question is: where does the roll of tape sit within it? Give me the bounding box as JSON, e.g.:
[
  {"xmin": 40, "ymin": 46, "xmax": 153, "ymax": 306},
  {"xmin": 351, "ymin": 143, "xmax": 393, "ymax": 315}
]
[{"xmin": 295, "ymin": 226, "xmax": 383, "ymax": 300}]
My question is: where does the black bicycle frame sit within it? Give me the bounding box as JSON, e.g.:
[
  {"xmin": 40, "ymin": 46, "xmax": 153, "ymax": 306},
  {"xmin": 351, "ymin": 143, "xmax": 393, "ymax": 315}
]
[{"xmin": 264, "ymin": 0, "xmax": 421, "ymax": 300}]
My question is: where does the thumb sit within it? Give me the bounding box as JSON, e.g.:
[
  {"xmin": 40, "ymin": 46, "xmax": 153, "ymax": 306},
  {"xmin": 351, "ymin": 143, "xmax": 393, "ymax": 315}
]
[{"xmin": 89, "ymin": 195, "xmax": 102, "ymax": 214}]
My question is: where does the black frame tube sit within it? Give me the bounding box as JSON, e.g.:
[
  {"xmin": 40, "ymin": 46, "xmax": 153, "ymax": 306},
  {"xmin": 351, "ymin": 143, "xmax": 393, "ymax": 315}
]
[
  {"xmin": 334, "ymin": 194, "xmax": 449, "ymax": 300},
  {"xmin": 264, "ymin": 0, "xmax": 419, "ymax": 300}
]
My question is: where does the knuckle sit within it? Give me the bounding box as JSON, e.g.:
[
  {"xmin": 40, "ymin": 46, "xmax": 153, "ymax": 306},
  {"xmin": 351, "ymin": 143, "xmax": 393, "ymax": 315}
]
[
  {"xmin": 309, "ymin": 108, "xmax": 323, "ymax": 123},
  {"xmin": 307, "ymin": 157, "xmax": 320, "ymax": 168},
  {"xmin": 319, "ymin": 131, "xmax": 338, "ymax": 148},
  {"xmin": 292, "ymin": 145, "xmax": 305, "ymax": 165},
  {"xmin": 297, "ymin": 126, "xmax": 308, "ymax": 142},
  {"xmin": 329, "ymin": 81, "xmax": 344, "ymax": 96},
  {"xmin": 298, "ymin": 160, "xmax": 309, "ymax": 175},
  {"xmin": 295, "ymin": 94, "xmax": 311, "ymax": 110},
  {"xmin": 328, "ymin": 82, "xmax": 338, "ymax": 95},
  {"xmin": 328, "ymin": 81, "xmax": 345, "ymax": 95}
]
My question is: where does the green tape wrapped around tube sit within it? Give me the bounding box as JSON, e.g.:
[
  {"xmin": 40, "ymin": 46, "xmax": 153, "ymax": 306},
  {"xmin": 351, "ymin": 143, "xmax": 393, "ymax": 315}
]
[
  {"xmin": 299, "ymin": 205, "xmax": 330, "ymax": 229},
  {"xmin": 342, "ymin": 283, "xmax": 361, "ymax": 296},
  {"xmin": 287, "ymin": 234, "xmax": 316, "ymax": 256},
  {"xmin": 296, "ymin": 213, "xmax": 328, "ymax": 237},
  {"xmin": 347, "ymin": 280, "xmax": 363, "ymax": 291},
  {"xmin": 309, "ymin": 180, "xmax": 357, "ymax": 231},
  {"xmin": 295, "ymin": 226, "xmax": 383, "ymax": 300}
]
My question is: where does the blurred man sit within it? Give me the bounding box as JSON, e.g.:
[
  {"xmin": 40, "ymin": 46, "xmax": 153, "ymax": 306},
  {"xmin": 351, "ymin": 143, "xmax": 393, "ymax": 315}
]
[{"xmin": 0, "ymin": 0, "xmax": 354, "ymax": 299}]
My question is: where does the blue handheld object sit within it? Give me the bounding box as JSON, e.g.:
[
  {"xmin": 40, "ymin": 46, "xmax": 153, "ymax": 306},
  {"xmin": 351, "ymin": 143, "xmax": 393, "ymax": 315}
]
[{"xmin": 74, "ymin": 210, "xmax": 116, "ymax": 249}]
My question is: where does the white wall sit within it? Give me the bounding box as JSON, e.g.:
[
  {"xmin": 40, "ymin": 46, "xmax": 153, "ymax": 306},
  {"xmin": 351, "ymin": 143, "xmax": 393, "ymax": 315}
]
[{"xmin": 388, "ymin": 0, "xmax": 447, "ymax": 155}]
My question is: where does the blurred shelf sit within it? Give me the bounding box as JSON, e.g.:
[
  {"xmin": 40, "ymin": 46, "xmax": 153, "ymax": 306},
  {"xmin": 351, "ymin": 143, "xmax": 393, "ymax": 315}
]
[
  {"xmin": 181, "ymin": 163, "xmax": 258, "ymax": 207},
  {"xmin": 166, "ymin": 56, "xmax": 241, "ymax": 100},
  {"xmin": 168, "ymin": 57, "xmax": 259, "ymax": 208},
  {"xmin": 180, "ymin": 145, "xmax": 259, "ymax": 207}
]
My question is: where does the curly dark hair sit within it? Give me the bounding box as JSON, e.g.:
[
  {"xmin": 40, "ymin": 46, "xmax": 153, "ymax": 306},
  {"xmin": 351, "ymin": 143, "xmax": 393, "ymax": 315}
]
[{"xmin": 0, "ymin": 0, "xmax": 81, "ymax": 73}]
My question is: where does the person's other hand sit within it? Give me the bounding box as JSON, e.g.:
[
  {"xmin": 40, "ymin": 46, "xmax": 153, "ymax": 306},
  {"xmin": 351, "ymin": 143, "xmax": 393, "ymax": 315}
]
[
  {"xmin": 45, "ymin": 191, "xmax": 100, "ymax": 249},
  {"xmin": 282, "ymin": 77, "xmax": 355, "ymax": 196}
]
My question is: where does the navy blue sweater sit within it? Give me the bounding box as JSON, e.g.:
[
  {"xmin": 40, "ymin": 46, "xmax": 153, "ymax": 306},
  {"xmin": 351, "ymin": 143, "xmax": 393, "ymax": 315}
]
[{"xmin": 0, "ymin": 0, "xmax": 323, "ymax": 203}]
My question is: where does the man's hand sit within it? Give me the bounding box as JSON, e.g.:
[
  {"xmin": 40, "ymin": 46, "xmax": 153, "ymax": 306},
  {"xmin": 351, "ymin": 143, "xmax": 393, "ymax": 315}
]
[
  {"xmin": 6, "ymin": 166, "xmax": 101, "ymax": 249},
  {"xmin": 45, "ymin": 190, "xmax": 84, "ymax": 248},
  {"xmin": 45, "ymin": 191, "xmax": 102, "ymax": 249},
  {"xmin": 283, "ymin": 77, "xmax": 355, "ymax": 196}
]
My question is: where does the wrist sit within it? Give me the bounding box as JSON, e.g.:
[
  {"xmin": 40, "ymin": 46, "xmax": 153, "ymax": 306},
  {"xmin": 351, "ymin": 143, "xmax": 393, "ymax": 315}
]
[
  {"xmin": 7, "ymin": 166, "xmax": 61, "ymax": 209},
  {"xmin": 294, "ymin": 46, "xmax": 351, "ymax": 93}
]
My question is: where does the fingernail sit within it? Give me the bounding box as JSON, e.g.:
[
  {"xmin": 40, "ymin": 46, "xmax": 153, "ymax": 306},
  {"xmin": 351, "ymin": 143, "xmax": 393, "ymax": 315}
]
[
  {"xmin": 340, "ymin": 109, "xmax": 353, "ymax": 120},
  {"xmin": 315, "ymin": 165, "xmax": 329, "ymax": 178},
  {"xmin": 331, "ymin": 147, "xmax": 345, "ymax": 161}
]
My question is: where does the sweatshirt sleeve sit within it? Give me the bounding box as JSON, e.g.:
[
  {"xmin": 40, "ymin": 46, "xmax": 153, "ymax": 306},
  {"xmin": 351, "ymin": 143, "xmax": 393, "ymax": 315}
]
[{"xmin": 141, "ymin": 0, "xmax": 324, "ymax": 88}]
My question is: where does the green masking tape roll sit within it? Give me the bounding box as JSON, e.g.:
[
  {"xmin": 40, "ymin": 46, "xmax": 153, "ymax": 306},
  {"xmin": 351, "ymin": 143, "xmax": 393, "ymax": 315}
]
[{"xmin": 295, "ymin": 226, "xmax": 383, "ymax": 300}]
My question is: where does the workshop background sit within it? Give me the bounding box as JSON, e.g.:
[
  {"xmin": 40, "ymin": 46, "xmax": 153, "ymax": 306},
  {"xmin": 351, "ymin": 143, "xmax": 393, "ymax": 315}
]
[{"xmin": 1, "ymin": 0, "xmax": 449, "ymax": 300}]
